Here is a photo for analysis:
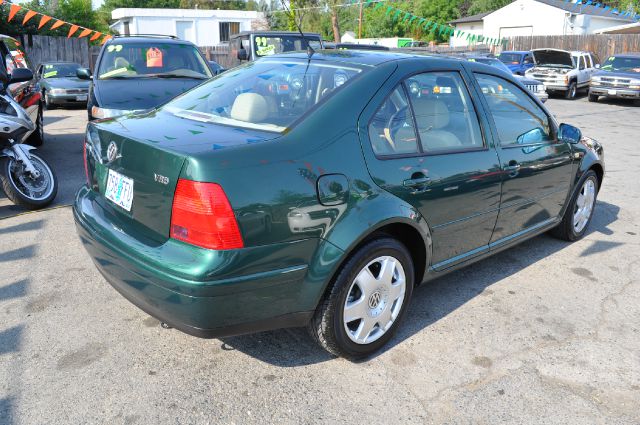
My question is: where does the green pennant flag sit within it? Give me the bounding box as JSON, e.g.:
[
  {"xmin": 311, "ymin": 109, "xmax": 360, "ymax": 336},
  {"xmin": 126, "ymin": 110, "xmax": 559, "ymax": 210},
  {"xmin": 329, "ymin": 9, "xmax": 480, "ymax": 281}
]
[
  {"xmin": 409, "ymin": 15, "xmax": 418, "ymax": 24},
  {"xmin": 374, "ymin": 2, "xmax": 384, "ymax": 10},
  {"xmin": 392, "ymin": 9, "xmax": 402, "ymax": 20},
  {"xmin": 385, "ymin": 6, "xmax": 394, "ymax": 16},
  {"xmin": 466, "ymin": 33, "xmax": 471, "ymax": 40},
  {"xmin": 402, "ymin": 12, "xmax": 411, "ymax": 22},
  {"xmin": 365, "ymin": 0, "xmax": 374, "ymax": 6},
  {"xmin": 438, "ymin": 24, "xmax": 445, "ymax": 35},
  {"xmin": 418, "ymin": 18, "xmax": 425, "ymax": 26},
  {"xmin": 423, "ymin": 21, "xmax": 432, "ymax": 29}
]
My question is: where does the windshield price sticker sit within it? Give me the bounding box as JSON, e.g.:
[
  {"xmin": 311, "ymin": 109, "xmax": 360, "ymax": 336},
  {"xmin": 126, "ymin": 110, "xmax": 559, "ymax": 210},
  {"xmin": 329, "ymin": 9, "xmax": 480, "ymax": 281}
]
[
  {"xmin": 107, "ymin": 45, "xmax": 123, "ymax": 53},
  {"xmin": 147, "ymin": 47, "xmax": 163, "ymax": 68},
  {"xmin": 256, "ymin": 37, "xmax": 276, "ymax": 57}
]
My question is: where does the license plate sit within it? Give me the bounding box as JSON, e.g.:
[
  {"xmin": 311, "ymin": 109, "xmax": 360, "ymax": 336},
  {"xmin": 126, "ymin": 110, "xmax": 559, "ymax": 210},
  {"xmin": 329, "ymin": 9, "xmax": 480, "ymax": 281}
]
[
  {"xmin": 105, "ymin": 169, "xmax": 134, "ymax": 211},
  {"xmin": 76, "ymin": 95, "xmax": 88, "ymax": 101},
  {"xmin": 608, "ymin": 89, "xmax": 617, "ymax": 95}
]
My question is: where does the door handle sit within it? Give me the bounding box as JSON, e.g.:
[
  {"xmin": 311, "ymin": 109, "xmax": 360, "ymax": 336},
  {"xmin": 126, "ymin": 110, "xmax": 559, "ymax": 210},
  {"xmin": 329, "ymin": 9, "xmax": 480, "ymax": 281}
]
[{"xmin": 403, "ymin": 176, "xmax": 431, "ymax": 188}]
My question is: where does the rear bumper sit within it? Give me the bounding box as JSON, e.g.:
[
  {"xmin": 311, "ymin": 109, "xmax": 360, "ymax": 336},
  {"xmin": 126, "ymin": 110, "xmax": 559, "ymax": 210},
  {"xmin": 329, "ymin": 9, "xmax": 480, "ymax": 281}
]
[
  {"xmin": 73, "ymin": 185, "xmax": 319, "ymax": 338},
  {"xmin": 590, "ymin": 87, "xmax": 640, "ymax": 99}
]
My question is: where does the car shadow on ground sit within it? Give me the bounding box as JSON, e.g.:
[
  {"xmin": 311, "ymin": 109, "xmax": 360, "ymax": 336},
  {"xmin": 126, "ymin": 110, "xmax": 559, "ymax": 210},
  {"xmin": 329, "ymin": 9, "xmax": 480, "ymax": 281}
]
[{"xmin": 219, "ymin": 201, "xmax": 620, "ymax": 366}]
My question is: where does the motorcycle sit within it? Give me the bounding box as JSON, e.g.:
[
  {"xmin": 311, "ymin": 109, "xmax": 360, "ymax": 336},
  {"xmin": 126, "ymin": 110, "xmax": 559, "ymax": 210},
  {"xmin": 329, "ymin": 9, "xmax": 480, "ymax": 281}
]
[{"xmin": 0, "ymin": 67, "xmax": 57, "ymax": 209}]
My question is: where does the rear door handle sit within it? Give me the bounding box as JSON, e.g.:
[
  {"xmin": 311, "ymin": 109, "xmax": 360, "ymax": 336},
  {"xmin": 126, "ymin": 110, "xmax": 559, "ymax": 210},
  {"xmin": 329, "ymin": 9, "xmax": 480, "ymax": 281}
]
[{"xmin": 403, "ymin": 177, "xmax": 431, "ymax": 188}]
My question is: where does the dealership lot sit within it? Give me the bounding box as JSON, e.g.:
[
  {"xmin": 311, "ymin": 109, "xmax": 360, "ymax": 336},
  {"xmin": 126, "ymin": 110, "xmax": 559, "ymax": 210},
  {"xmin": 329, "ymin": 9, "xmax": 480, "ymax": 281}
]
[{"xmin": 1, "ymin": 97, "xmax": 639, "ymax": 424}]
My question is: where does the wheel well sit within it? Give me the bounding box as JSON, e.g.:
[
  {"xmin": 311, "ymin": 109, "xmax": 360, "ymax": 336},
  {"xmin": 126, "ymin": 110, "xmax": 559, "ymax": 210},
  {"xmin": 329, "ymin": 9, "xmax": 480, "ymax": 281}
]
[
  {"xmin": 590, "ymin": 163, "xmax": 604, "ymax": 191},
  {"xmin": 366, "ymin": 223, "xmax": 427, "ymax": 286}
]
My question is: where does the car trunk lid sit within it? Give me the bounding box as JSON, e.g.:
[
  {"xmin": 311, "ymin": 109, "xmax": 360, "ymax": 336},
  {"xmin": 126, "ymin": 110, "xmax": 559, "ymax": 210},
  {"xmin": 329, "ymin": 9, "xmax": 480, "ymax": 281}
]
[{"xmin": 86, "ymin": 109, "xmax": 279, "ymax": 242}]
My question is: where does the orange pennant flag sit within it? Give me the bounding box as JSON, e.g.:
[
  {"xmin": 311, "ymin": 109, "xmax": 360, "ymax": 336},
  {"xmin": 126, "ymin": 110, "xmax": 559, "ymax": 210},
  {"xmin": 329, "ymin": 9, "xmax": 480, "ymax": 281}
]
[
  {"xmin": 50, "ymin": 20, "xmax": 65, "ymax": 30},
  {"xmin": 102, "ymin": 34, "xmax": 112, "ymax": 44},
  {"xmin": 68, "ymin": 25, "xmax": 79, "ymax": 38},
  {"xmin": 22, "ymin": 10, "xmax": 37, "ymax": 25},
  {"xmin": 38, "ymin": 15, "xmax": 52, "ymax": 29},
  {"xmin": 78, "ymin": 28, "xmax": 92, "ymax": 38},
  {"xmin": 0, "ymin": 1, "xmax": 4, "ymax": 5},
  {"xmin": 8, "ymin": 4, "xmax": 21, "ymax": 22},
  {"xmin": 89, "ymin": 32, "xmax": 102, "ymax": 41}
]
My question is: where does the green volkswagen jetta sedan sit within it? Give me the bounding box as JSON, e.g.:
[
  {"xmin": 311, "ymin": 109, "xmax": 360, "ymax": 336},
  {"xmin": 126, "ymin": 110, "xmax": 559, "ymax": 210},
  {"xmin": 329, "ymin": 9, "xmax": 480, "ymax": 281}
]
[{"xmin": 74, "ymin": 50, "xmax": 604, "ymax": 359}]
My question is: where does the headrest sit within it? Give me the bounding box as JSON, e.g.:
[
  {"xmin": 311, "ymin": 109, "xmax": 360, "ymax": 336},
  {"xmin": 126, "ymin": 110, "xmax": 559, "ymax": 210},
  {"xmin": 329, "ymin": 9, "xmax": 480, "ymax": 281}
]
[
  {"xmin": 114, "ymin": 57, "xmax": 129, "ymax": 68},
  {"xmin": 230, "ymin": 93, "xmax": 269, "ymax": 123},
  {"xmin": 415, "ymin": 99, "xmax": 449, "ymax": 129}
]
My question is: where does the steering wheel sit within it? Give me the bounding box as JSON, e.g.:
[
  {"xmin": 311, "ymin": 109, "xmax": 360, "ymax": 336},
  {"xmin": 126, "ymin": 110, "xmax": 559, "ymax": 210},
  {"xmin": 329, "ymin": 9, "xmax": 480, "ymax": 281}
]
[{"xmin": 383, "ymin": 105, "xmax": 409, "ymax": 151}]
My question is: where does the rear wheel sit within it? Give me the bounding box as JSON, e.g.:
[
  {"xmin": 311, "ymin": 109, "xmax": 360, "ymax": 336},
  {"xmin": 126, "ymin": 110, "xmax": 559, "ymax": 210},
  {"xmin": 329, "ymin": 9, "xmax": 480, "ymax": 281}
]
[
  {"xmin": 550, "ymin": 170, "xmax": 598, "ymax": 241},
  {"xmin": 308, "ymin": 237, "xmax": 414, "ymax": 359},
  {"xmin": 565, "ymin": 81, "xmax": 577, "ymax": 100},
  {"xmin": 588, "ymin": 92, "xmax": 599, "ymax": 102}
]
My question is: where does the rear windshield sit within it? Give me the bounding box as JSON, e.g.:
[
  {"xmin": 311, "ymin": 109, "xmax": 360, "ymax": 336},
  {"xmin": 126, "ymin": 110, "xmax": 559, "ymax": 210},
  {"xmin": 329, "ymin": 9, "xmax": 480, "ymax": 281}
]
[
  {"xmin": 98, "ymin": 42, "xmax": 212, "ymax": 80},
  {"xmin": 43, "ymin": 63, "xmax": 81, "ymax": 78},
  {"xmin": 253, "ymin": 36, "xmax": 322, "ymax": 57},
  {"xmin": 164, "ymin": 59, "xmax": 363, "ymax": 133},
  {"xmin": 498, "ymin": 53, "xmax": 521, "ymax": 64},
  {"xmin": 601, "ymin": 56, "xmax": 640, "ymax": 73}
]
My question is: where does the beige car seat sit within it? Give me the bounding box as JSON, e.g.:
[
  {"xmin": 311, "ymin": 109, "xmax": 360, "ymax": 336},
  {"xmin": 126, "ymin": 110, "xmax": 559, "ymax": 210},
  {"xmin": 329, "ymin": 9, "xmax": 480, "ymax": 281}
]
[
  {"xmin": 230, "ymin": 93, "xmax": 269, "ymax": 123},
  {"xmin": 414, "ymin": 99, "xmax": 462, "ymax": 150}
]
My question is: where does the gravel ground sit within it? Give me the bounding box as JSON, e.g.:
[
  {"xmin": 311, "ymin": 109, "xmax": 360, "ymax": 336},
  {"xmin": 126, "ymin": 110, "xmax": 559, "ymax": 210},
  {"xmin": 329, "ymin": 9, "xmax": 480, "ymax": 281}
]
[{"xmin": 0, "ymin": 96, "xmax": 639, "ymax": 424}]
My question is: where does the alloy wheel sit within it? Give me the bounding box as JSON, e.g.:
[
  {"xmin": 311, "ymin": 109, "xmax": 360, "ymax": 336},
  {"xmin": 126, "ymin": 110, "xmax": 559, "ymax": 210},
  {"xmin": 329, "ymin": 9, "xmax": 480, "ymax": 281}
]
[
  {"xmin": 573, "ymin": 178, "xmax": 596, "ymax": 233},
  {"xmin": 343, "ymin": 255, "xmax": 406, "ymax": 345}
]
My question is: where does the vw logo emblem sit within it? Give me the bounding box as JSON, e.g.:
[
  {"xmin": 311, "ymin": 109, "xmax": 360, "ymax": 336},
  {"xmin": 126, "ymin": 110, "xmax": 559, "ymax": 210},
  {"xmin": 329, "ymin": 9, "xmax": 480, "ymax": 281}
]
[
  {"xmin": 106, "ymin": 141, "xmax": 118, "ymax": 163},
  {"xmin": 368, "ymin": 291, "xmax": 382, "ymax": 309}
]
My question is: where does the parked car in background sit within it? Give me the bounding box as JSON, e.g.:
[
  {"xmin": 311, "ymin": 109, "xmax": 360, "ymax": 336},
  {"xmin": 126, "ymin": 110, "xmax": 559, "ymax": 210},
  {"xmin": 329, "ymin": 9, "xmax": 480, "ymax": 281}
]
[
  {"xmin": 75, "ymin": 51, "xmax": 604, "ymax": 359},
  {"xmin": 77, "ymin": 35, "xmax": 213, "ymax": 120},
  {"xmin": 498, "ymin": 50, "xmax": 535, "ymax": 75},
  {"xmin": 464, "ymin": 55, "xmax": 548, "ymax": 102},
  {"xmin": 0, "ymin": 34, "xmax": 43, "ymax": 146},
  {"xmin": 589, "ymin": 53, "xmax": 640, "ymax": 105},
  {"xmin": 36, "ymin": 61, "xmax": 89, "ymax": 109},
  {"xmin": 230, "ymin": 31, "xmax": 323, "ymax": 64},
  {"xmin": 526, "ymin": 49, "xmax": 599, "ymax": 99}
]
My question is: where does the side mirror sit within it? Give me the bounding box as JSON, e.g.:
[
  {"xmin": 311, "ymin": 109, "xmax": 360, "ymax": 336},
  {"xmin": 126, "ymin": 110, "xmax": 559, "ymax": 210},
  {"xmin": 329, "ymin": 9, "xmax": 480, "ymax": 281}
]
[
  {"xmin": 237, "ymin": 49, "xmax": 248, "ymax": 61},
  {"xmin": 76, "ymin": 68, "xmax": 92, "ymax": 80},
  {"xmin": 9, "ymin": 68, "xmax": 33, "ymax": 84},
  {"xmin": 559, "ymin": 123, "xmax": 582, "ymax": 144},
  {"xmin": 208, "ymin": 61, "xmax": 224, "ymax": 75}
]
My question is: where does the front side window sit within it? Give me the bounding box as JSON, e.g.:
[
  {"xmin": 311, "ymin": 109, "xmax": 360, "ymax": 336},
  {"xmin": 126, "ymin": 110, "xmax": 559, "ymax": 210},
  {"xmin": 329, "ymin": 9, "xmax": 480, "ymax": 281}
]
[
  {"xmin": 406, "ymin": 72, "xmax": 484, "ymax": 152},
  {"xmin": 165, "ymin": 59, "xmax": 363, "ymax": 133},
  {"xmin": 579, "ymin": 56, "xmax": 586, "ymax": 70},
  {"xmin": 475, "ymin": 73, "xmax": 553, "ymax": 146},
  {"xmin": 368, "ymin": 86, "xmax": 419, "ymax": 156},
  {"xmin": 97, "ymin": 42, "xmax": 212, "ymax": 80}
]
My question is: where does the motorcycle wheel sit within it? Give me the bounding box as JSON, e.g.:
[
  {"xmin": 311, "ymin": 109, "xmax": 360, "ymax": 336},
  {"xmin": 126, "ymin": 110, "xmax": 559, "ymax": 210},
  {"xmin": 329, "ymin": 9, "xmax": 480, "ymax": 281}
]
[{"xmin": 0, "ymin": 152, "xmax": 57, "ymax": 210}]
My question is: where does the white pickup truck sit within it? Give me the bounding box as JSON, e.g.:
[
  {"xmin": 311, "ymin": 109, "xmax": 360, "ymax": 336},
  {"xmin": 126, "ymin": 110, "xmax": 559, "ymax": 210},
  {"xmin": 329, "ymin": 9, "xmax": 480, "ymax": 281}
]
[{"xmin": 525, "ymin": 49, "xmax": 600, "ymax": 99}]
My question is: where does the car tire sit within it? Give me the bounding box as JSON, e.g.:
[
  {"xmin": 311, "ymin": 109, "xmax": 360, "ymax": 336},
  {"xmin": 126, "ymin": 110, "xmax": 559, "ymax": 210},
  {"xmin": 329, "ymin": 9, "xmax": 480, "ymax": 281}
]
[
  {"xmin": 25, "ymin": 104, "xmax": 44, "ymax": 147},
  {"xmin": 588, "ymin": 93, "xmax": 599, "ymax": 102},
  {"xmin": 565, "ymin": 81, "xmax": 577, "ymax": 100},
  {"xmin": 308, "ymin": 237, "xmax": 414, "ymax": 359},
  {"xmin": 550, "ymin": 170, "xmax": 599, "ymax": 242}
]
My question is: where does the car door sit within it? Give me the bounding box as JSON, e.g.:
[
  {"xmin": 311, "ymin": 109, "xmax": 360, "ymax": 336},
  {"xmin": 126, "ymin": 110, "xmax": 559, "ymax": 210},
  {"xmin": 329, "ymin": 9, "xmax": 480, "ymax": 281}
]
[
  {"xmin": 578, "ymin": 55, "xmax": 589, "ymax": 87},
  {"xmin": 523, "ymin": 54, "xmax": 534, "ymax": 73},
  {"xmin": 472, "ymin": 72, "xmax": 574, "ymax": 246},
  {"xmin": 359, "ymin": 63, "xmax": 502, "ymax": 270}
]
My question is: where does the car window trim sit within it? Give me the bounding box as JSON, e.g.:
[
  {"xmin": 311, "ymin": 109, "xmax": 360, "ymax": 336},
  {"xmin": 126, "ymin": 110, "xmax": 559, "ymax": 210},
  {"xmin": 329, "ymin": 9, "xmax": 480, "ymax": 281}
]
[
  {"xmin": 471, "ymin": 71, "xmax": 559, "ymax": 148},
  {"xmin": 368, "ymin": 69, "xmax": 490, "ymax": 161}
]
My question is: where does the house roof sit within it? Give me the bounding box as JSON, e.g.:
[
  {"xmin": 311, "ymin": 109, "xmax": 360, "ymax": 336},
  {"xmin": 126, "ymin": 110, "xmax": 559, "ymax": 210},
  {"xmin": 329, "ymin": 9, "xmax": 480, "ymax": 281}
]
[
  {"xmin": 534, "ymin": 0, "xmax": 635, "ymax": 22},
  {"xmin": 595, "ymin": 22, "xmax": 640, "ymax": 34},
  {"xmin": 449, "ymin": 12, "xmax": 491, "ymax": 25}
]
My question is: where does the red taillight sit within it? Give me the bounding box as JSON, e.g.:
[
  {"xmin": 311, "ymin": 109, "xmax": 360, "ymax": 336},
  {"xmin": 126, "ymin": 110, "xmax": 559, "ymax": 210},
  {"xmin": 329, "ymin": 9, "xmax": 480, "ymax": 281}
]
[
  {"xmin": 170, "ymin": 179, "xmax": 244, "ymax": 250},
  {"xmin": 83, "ymin": 141, "xmax": 89, "ymax": 184}
]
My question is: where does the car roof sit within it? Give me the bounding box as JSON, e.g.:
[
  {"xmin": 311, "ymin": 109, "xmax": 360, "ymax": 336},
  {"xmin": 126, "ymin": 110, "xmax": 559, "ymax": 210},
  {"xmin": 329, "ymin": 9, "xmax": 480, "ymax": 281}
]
[
  {"xmin": 231, "ymin": 31, "xmax": 321, "ymax": 38},
  {"xmin": 609, "ymin": 52, "xmax": 640, "ymax": 58},
  {"xmin": 501, "ymin": 51, "xmax": 529, "ymax": 55},
  {"xmin": 106, "ymin": 36, "xmax": 193, "ymax": 45},
  {"xmin": 265, "ymin": 50, "xmax": 454, "ymax": 67}
]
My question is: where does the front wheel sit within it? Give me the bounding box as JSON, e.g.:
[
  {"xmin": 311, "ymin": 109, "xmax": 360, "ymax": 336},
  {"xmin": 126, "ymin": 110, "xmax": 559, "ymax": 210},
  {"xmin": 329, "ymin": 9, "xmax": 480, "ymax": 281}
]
[
  {"xmin": 308, "ymin": 237, "xmax": 414, "ymax": 359},
  {"xmin": 588, "ymin": 92, "xmax": 599, "ymax": 102},
  {"xmin": 550, "ymin": 170, "xmax": 598, "ymax": 241},
  {"xmin": 565, "ymin": 81, "xmax": 577, "ymax": 100},
  {"xmin": 0, "ymin": 152, "xmax": 57, "ymax": 209}
]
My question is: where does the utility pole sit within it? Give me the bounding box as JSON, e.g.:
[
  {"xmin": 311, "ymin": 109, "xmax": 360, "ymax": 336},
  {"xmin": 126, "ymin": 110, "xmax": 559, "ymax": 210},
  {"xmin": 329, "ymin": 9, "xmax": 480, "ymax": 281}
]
[{"xmin": 358, "ymin": 0, "xmax": 363, "ymax": 39}]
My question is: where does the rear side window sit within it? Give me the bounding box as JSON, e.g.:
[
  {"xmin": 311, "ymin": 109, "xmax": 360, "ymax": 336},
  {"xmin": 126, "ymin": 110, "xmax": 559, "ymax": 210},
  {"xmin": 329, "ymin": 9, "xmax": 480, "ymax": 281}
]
[
  {"xmin": 475, "ymin": 74, "xmax": 553, "ymax": 146},
  {"xmin": 406, "ymin": 72, "xmax": 484, "ymax": 152},
  {"xmin": 368, "ymin": 86, "xmax": 419, "ymax": 156}
]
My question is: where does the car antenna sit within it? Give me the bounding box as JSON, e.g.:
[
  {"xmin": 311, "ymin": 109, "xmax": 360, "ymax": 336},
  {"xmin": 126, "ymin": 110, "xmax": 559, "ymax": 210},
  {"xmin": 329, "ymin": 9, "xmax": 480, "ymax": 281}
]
[{"xmin": 279, "ymin": 0, "xmax": 314, "ymax": 59}]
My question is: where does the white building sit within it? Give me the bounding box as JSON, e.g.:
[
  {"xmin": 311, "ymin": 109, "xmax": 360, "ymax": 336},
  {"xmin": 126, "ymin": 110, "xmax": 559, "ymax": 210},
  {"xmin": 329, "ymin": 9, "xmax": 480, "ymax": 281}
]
[
  {"xmin": 450, "ymin": 0, "xmax": 635, "ymax": 46},
  {"xmin": 110, "ymin": 8, "xmax": 266, "ymax": 46}
]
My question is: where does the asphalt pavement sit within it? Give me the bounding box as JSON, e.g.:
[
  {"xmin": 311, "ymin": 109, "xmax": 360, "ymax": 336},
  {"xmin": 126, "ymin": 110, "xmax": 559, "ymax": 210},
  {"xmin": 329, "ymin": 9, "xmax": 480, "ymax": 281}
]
[{"xmin": 1, "ymin": 96, "xmax": 639, "ymax": 424}]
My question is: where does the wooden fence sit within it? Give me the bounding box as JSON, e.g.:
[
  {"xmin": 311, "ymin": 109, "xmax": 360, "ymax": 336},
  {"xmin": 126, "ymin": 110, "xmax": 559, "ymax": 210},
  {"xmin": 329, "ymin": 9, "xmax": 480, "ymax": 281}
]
[
  {"xmin": 200, "ymin": 45, "xmax": 237, "ymax": 69},
  {"xmin": 12, "ymin": 34, "xmax": 91, "ymax": 68},
  {"xmin": 506, "ymin": 34, "xmax": 640, "ymax": 62}
]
